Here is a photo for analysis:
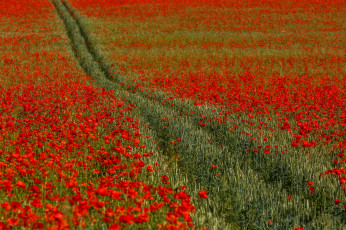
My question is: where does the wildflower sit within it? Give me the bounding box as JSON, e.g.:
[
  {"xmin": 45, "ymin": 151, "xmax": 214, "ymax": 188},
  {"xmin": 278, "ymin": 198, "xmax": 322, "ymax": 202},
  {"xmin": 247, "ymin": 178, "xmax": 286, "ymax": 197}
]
[
  {"xmin": 198, "ymin": 190, "xmax": 208, "ymax": 199},
  {"xmin": 30, "ymin": 198, "xmax": 43, "ymax": 208},
  {"xmin": 211, "ymin": 164, "xmax": 219, "ymax": 168},
  {"xmin": 119, "ymin": 214, "xmax": 134, "ymax": 224},
  {"xmin": 16, "ymin": 181, "xmax": 26, "ymax": 189},
  {"xmin": 161, "ymin": 175, "xmax": 170, "ymax": 185}
]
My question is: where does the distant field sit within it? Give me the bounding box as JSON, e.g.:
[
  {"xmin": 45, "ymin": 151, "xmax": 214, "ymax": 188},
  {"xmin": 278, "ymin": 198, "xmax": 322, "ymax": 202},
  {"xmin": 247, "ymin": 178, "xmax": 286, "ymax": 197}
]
[
  {"xmin": 70, "ymin": 0, "xmax": 344, "ymax": 104},
  {"xmin": 69, "ymin": 0, "xmax": 345, "ymax": 147},
  {"xmin": 0, "ymin": 0, "xmax": 345, "ymax": 229}
]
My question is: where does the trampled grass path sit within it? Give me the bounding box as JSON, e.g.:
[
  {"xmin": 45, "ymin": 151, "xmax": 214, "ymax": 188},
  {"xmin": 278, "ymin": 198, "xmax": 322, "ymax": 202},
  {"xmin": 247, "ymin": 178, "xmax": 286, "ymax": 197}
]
[{"xmin": 52, "ymin": 0, "xmax": 346, "ymax": 229}]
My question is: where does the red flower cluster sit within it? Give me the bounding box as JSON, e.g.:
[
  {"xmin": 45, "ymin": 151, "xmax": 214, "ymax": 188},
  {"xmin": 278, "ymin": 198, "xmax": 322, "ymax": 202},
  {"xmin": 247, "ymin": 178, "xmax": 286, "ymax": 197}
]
[{"xmin": 198, "ymin": 191, "xmax": 208, "ymax": 199}]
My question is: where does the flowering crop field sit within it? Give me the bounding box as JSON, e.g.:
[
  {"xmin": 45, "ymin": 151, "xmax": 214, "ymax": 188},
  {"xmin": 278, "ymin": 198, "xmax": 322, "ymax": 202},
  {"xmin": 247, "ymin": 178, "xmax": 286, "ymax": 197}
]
[
  {"xmin": 1, "ymin": 0, "xmax": 345, "ymax": 229},
  {"xmin": 0, "ymin": 1, "xmax": 197, "ymax": 229}
]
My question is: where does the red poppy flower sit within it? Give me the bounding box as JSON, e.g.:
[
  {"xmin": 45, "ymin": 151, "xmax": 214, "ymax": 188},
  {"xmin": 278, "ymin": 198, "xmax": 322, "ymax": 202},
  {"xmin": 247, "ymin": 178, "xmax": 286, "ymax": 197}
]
[
  {"xmin": 211, "ymin": 164, "xmax": 219, "ymax": 168},
  {"xmin": 30, "ymin": 198, "xmax": 43, "ymax": 208},
  {"xmin": 119, "ymin": 214, "xmax": 134, "ymax": 224},
  {"xmin": 16, "ymin": 181, "xmax": 26, "ymax": 189},
  {"xmin": 198, "ymin": 190, "xmax": 208, "ymax": 199}
]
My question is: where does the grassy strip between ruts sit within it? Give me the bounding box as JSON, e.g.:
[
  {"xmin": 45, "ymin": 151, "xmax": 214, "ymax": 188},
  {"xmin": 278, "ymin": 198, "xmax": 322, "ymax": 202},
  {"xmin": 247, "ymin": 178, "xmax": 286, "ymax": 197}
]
[{"xmin": 53, "ymin": 0, "xmax": 346, "ymax": 229}]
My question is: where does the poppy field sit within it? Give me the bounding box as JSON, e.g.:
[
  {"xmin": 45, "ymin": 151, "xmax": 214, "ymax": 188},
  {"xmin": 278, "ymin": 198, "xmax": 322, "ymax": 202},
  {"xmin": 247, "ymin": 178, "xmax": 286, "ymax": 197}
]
[{"xmin": 0, "ymin": 0, "xmax": 345, "ymax": 229}]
